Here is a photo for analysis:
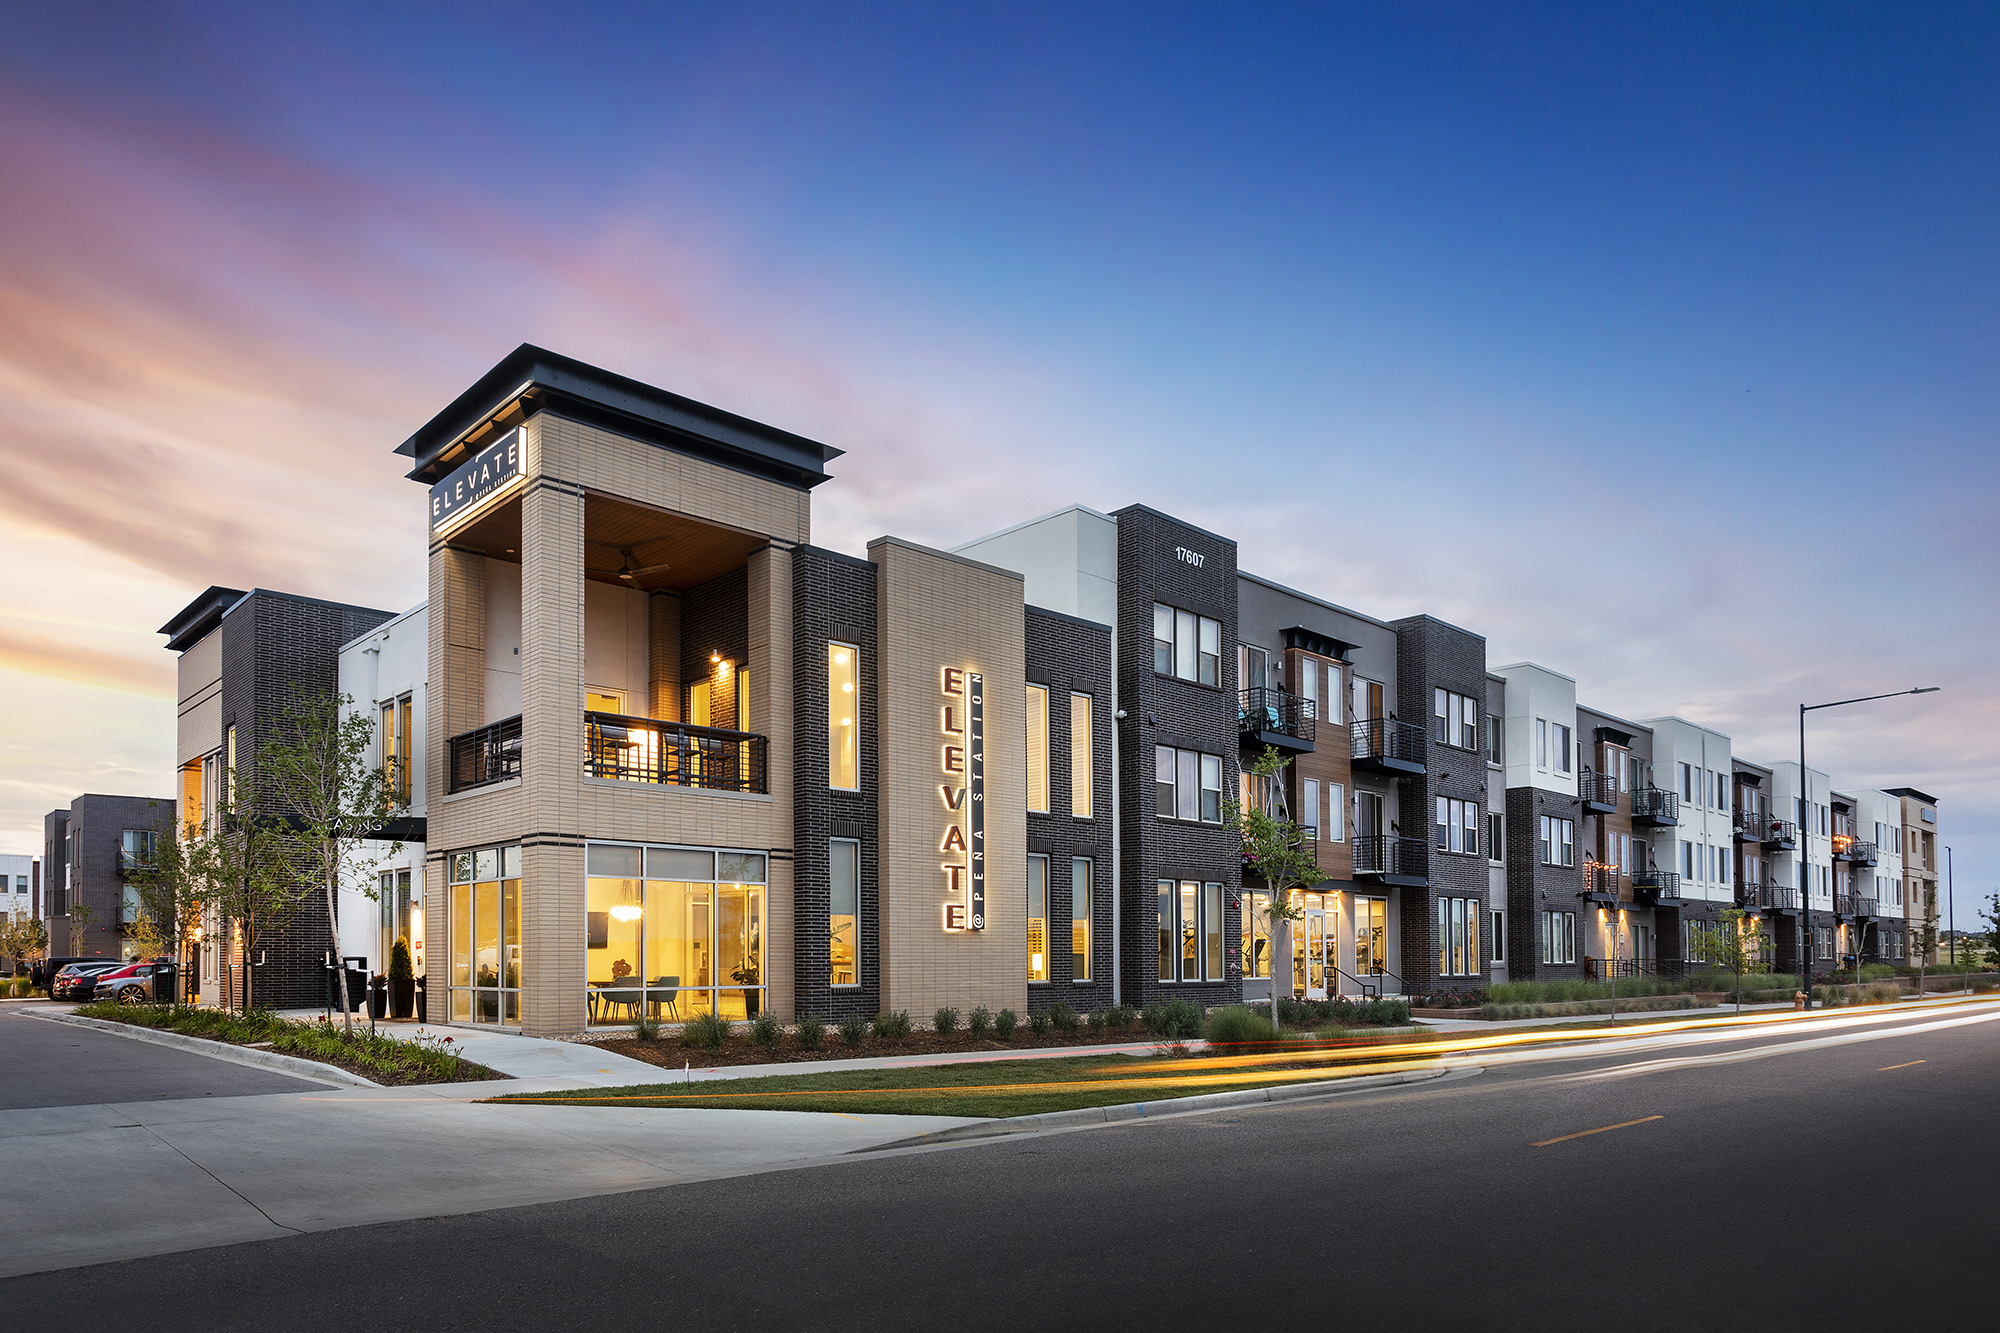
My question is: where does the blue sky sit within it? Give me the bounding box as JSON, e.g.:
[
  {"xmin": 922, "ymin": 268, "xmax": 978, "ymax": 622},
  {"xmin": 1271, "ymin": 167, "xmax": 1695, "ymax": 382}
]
[{"xmin": 0, "ymin": 3, "xmax": 1993, "ymax": 921}]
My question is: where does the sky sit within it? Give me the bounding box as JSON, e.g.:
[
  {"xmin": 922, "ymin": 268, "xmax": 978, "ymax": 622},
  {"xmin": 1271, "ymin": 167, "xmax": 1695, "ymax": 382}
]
[{"xmin": 0, "ymin": 2, "xmax": 1994, "ymax": 923}]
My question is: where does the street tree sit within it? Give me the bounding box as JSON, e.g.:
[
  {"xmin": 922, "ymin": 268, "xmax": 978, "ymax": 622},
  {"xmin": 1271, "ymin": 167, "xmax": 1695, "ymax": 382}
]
[
  {"xmin": 1227, "ymin": 745, "xmax": 1317, "ymax": 1029},
  {"xmin": 65, "ymin": 902, "xmax": 96, "ymax": 958},
  {"xmin": 202, "ymin": 799, "xmax": 304, "ymax": 1011},
  {"xmin": 0, "ymin": 914, "xmax": 47, "ymax": 978},
  {"xmin": 1691, "ymin": 908, "xmax": 1770, "ymax": 1012},
  {"xmin": 1908, "ymin": 905, "xmax": 1940, "ymax": 996},
  {"xmin": 123, "ymin": 804, "xmax": 203, "ymax": 971},
  {"xmin": 256, "ymin": 689, "xmax": 402, "ymax": 1033}
]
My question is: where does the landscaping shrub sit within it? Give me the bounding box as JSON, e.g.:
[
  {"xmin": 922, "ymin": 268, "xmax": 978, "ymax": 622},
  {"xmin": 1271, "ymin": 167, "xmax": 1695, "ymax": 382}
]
[
  {"xmin": 1084, "ymin": 1009, "xmax": 1104, "ymax": 1033},
  {"xmin": 871, "ymin": 1010, "xmax": 911, "ymax": 1041},
  {"xmin": 967, "ymin": 1005, "xmax": 992, "ymax": 1036},
  {"xmin": 71, "ymin": 1003, "xmax": 488, "ymax": 1083},
  {"xmin": 794, "ymin": 1012, "xmax": 826, "ymax": 1049},
  {"xmin": 1104, "ymin": 1005, "xmax": 1136, "ymax": 1032},
  {"xmin": 750, "ymin": 1013, "xmax": 783, "ymax": 1049},
  {"xmin": 932, "ymin": 1006, "xmax": 960, "ymax": 1034},
  {"xmin": 1204, "ymin": 1006, "xmax": 1277, "ymax": 1046},
  {"xmin": 838, "ymin": 1015, "xmax": 869, "ymax": 1047},
  {"xmin": 680, "ymin": 1011, "xmax": 730, "ymax": 1050},
  {"xmin": 1049, "ymin": 1002, "xmax": 1079, "ymax": 1033},
  {"xmin": 995, "ymin": 1008, "xmax": 1018, "ymax": 1037},
  {"xmin": 1027, "ymin": 1009, "xmax": 1052, "ymax": 1035},
  {"xmin": 1144, "ymin": 998, "xmax": 1204, "ymax": 1040},
  {"xmin": 631, "ymin": 1012, "xmax": 662, "ymax": 1042}
]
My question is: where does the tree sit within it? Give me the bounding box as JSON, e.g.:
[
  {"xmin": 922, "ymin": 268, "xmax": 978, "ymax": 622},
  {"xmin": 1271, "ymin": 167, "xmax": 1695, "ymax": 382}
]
[
  {"xmin": 1227, "ymin": 745, "xmax": 1318, "ymax": 1029},
  {"xmin": 256, "ymin": 689, "xmax": 402, "ymax": 1034},
  {"xmin": 1691, "ymin": 908, "xmax": 1770, "ymax": 1012},
  {"xmin": 1973, "ymin": 891, "xmax": 2000, "ymax": 973},
  {"xmin": 66, "ymin": 902, "xmax": 97, "ymax": 958},
  {"xmin": 1908, "ymin": 904, "xmax": 1940, "ymax": 996},
  {"xmin": 123, "ymin": 804, "xmax": 203, "ymax": 972},
  {"xmin": 201, "ymin": 805, "xmax": 301, "ymax": 1012},
  {"xmin": 0, "ymin": 914, "xmax": 47, "ymax": 976}
]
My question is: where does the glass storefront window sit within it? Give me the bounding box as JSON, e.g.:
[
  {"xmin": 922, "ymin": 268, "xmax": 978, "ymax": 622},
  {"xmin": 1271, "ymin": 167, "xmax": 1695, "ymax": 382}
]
[
  {"xmin": 1027, "ymin": 854, "xmax": 1048, "ymax": 982},
  {"xmin": 830, "ymin": 839, "xmax": 858, "ymax": 987},
  {"xmin": 450, "ymin": 845, "xmax": 523, "ymax": 1026},
  {"xmin": 1071, "ymin": 858, "xmax": 1091, "ymax": 982},
  {"xmin": 586, "ymin": 842, "xmax": 767, "ymax": 1025}
]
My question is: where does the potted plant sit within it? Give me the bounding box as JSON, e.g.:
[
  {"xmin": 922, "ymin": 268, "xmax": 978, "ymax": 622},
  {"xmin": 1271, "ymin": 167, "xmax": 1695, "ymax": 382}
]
[
  {"xmin": 389, "ymin": 936, "xmax": 416, "ymax": 1018},
  {"xmin": 369, "ymin": 971, "xmax": 389, "ymax": 1020},
  {"xmin": 731, "ymin": 959, "xmax": 761, "ymax": 1017}
]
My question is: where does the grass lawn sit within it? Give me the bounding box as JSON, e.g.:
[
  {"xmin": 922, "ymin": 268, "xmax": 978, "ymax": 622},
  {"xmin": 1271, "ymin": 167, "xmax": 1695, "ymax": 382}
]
[{"xmin": 486, "ymin": 1046, "xmax": 1443, "ymax": 1118}]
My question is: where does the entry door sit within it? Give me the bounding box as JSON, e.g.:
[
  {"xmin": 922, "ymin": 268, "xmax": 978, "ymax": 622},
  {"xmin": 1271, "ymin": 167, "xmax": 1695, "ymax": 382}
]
[
  {"xmin": 1357, "ymin": 791, "xmax": 1384, "ymax": 839},
  {"xmin": 1353, "ymin": 677, "xmax": 1385, "ymax": 723},
  {"xmin": 1305, "ymin": 910, "xmax": 1329, "ymax": 1000}
]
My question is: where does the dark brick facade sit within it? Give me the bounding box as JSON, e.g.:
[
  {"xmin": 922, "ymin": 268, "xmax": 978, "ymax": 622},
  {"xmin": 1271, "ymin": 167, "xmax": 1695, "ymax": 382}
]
[
  {"xmin": 1112, "ymin": 506, "xmax": 1242, "ymax": 1010},
  {"xmin": 42, "ymin": 795, "xmax": 173, "ymax": 959},
  {"xmin": 790, "ymin": 546, "xmax": 881, "ymax": 1021},
  {"xmin": 1506, "ymin": 786, "xmax": 1586, "ymax": 980},
  {"xmin": 220, "ymin": 590, "xmax": 396, "ymax": 1008},
  {"xmin": 1391, "ymin": 615, "xmax": 1489, "ymax": 993},
  {"xmin": 681, "ymin": 567, "xmax": 750, "ymax": 730},
  {"xmin": 1025, "ymin": 606, "xmax": 1115, "ymax": 1013}
]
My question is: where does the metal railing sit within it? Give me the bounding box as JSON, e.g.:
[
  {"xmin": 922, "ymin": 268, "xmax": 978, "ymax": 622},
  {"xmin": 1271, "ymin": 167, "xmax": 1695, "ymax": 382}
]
[
  {"xmin": 585, "ymin": 712, "xmax": 769, "ymax": 794},
  {"xmin": 1578, "ymin": 770, "xmax": 1620, "ymax": 810},
  {"xmin": 1633, "ymin": 868, "xmax": 1682, "ymax": 900},
  {"xmin": 1833, "ymin": 837, "xmax": 1878, "ymax": 865},
  {"xmin": 1352, "ymin": 834, "xmax": 1427, "ymax": 878},
  {"xmin": 1733, "ymin": 807, "xmax": 1766, "ymax": 840},
  {"xmin": 1350, "ymin": 717, "xmax": 1426, "ymax": 770},
  {"xmin": 1742, "ymin": 883, "xmax": 1801, "ymax": 911},
  {"xmin": 1585, "ymin": 957, "xmax": 1681, "ymax": 980},
  {"xmin": 1754, "ymin": 818, "xmax": 1798, "ymax": 848},
  {"xmin": 1630, "ymin": 787, "xmax": 1680, "ymax": 824},
  {"xmin": 1837, "ymin": 894, "xmax": 1880, "ymax": 918},
  {"xmin": 1239, "ymin": 687, "xmax": 1316, "ymax": 745},
  {"xmin": 448, "ymin": 715, "xmax": 522, "ymax": 793},
  {"xmin": 1582, "ymin": 862, "xmax": 1620, "ymax": 896}
]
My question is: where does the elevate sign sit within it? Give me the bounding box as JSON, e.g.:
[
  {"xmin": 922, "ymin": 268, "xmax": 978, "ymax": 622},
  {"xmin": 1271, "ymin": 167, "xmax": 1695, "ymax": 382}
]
[{"xmin": 430, "ymin": 429, "xmax": 524, "ymax": 532}]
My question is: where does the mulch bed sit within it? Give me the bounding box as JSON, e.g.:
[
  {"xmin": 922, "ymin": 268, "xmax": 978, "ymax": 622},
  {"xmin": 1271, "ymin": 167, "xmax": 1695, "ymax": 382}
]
[{"xmin": 595, "ymin": 1026, "xmax": 1157, "ymax": 1069}]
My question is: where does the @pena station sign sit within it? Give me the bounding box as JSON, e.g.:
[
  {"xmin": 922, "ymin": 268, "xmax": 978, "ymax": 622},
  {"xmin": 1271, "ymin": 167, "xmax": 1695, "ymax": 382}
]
[{"xmin": 430, "ymin": 428, "xmax": 525, "ymax": 532}]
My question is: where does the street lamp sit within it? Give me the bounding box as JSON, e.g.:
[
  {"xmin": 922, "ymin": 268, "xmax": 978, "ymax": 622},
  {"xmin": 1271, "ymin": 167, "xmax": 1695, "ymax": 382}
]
[{"xmin": 1797, "ymin": 687, "xmax": 1939, "ymax": 1007}]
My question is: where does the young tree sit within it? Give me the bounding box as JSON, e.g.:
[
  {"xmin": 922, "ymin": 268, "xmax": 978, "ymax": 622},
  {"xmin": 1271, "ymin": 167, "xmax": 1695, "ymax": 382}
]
[
  {"xmin": 256, "ymin": 689, "xmax": 402, "ymax": 1034},
  {"xmin": 1909, "ymin": 905, "xmax": 1940, "ymax": 996},
  {"xmin": 0, "ymin": 914, "xmax": 48, "ymax": 977},
  {"xmin": 201, "ymin": 798, "xmax": 305, "ymax": 1012},
  {"xmin": 123, "ymin": 806, "xmax": 203, "ymax": 972},
  {"xmin": 66, "ymin": 902, "xmax": 97, "ymax": 958},
  {"xmin": 1691, "ymin": 908, "xmax": 1770, "ymax": 1012},
  {"xmin": 1228, "ymin": 745, "xmax": 1318, "ymax": 1029}
]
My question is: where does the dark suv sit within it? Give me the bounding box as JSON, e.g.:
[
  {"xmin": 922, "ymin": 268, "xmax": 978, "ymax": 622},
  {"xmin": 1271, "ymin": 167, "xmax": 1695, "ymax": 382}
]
[{"xmin": 31, "ymin": 956, "xmax": 114, "ymax": 996}]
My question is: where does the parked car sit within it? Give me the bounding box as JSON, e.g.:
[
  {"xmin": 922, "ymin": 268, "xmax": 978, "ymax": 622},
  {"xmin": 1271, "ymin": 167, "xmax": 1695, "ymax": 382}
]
[
  {"xmin": 32, "ymin": 955, "xmax": 115, "ymax": 995},
  {"xmin": 102, "ymin": 962, "xmax": 174, "ymax": 1005},
  {"xmin": 51, "ymin": 960, "xmax": 135, "ymax": 1001}
]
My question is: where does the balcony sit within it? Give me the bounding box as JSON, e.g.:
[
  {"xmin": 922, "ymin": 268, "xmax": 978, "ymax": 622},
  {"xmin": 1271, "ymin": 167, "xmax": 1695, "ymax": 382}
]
[
  {"xmin": 1733, "ymin": 808, "xmax": 1766, "ymax": 842},
  {"xmin": 586, "ymin": 712, "xmax": 768, "ymax": 794},
  {"xmin": 1350, "ymin": 718, "xmax": 1426, "ymax": 776},
  {"xmin": 1630, "ymin": 787, "xmax": 1680, "ymax": 827},
  {"xmin": 1581, "ymin": 862, "xmax": 1620, "ymax": 902},
  {"xmin": 448, "ymin": 715, "xmax": 523, "ymax": 793},
  {"xmin": 1742, "ymin": 882, "xmax": 1801, "ymax": 913},
  {"xmin": 1578, "ymin": 771, "xmax": 1620, "ymax": 814},
  {"xmin": 1633, "ymin": 869, "xmax": 1682, "ymax": 904},
  {"xmin": 1238, "ymin": 687, "xmax": 1315, "ymax": 753},
  {"xmin": 1833, "ymin": 836, "xmax": 1878, "ymax": 866},
  {"xmin": 1351, "ymin": 834, "xmax": 1427, "ymax": 885},
  {"xmin": 1836, "ymin": 894, "xmax": 1881, "ymax": 919},
  {"xmin": 1754, "ymin": 818, "xmax": 1798, "ymax": 851}
]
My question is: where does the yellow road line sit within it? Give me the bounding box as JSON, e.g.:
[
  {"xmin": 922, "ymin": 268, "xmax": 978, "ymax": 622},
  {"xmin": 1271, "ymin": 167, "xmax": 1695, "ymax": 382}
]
[
  {"xmin": 1877, "ymin": 1060, "xmax": 1926, "ymax": 1071},
  {"xmin": 1532, "ymin": 1115, "xmax": 1663, "ymax": 1148}
]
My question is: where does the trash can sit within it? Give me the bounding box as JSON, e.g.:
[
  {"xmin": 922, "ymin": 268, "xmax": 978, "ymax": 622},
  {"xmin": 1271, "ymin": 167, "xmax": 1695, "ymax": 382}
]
[
  {"xmin": 149, "ymin": 962, "xmax": 178, "ymax": 1004},
  {"xmin": 369, "ymin": 975, "xmax": 388, "ymax": 1020},
  {"xmin": 327, "ymin": 960, "xmax": 368, "ymax": 1012},
  {"xmin": 415, "ymin": 975, "xmax": 428, "ymax": 1024}
]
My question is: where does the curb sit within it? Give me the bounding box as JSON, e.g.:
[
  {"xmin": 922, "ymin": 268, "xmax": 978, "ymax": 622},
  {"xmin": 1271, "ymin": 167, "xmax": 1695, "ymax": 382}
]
[
  {"xmin": 27, "ymin": 1010, "xmax": 381, "ymax": 1088},
  {"xmin": 858, "ymin": 1062, "xmax": 1463, "ymax": 1152}
]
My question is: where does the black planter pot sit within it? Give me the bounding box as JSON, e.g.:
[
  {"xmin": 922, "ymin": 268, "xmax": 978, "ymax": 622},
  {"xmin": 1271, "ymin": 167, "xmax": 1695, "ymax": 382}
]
[
  {"xmin": 369, "ymin": 980, "xmax": 388, "ymax": 1020},
  {"xmin": 391, "ymin": 976, "xmax": 416, "ymax": 1019}
]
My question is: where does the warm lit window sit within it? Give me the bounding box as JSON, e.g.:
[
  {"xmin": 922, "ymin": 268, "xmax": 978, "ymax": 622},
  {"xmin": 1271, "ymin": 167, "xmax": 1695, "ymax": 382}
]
[
  {"xmin": 1070, "ymin": 693, "xmax": 1092, "ymax": 818},
  {"xmin": 378, "ymin": 698, "xmax": 411, "ymax": 801},
  {"xmin": 1158, "ymin": 879, "xmax": 1223, "ymax": 982},
  {"xmin": 1436, "ymin": 896, "xmax": 1481, "ymax": 977},
  {"xmin": 830, "ymin": 839, "xmax": 859, "ymax": 987},
  {"xmin": 828, "ymin": 642, "xmax": 858, "ymax": 790},
  {"xmin": 1027, "ymin": 854, "xmax": 1049, "ymax": 983},
  {"xmin": 1026, "ymin": 684, "xmax": 1049, "ymax": 814},
  {"xmin": 1071, "ymin": 858, "xmax": 1093, "ymax": 981},
  {"xmin": 1240, "ymin": 891, "xmax": 1271, "ymax": 978},
  {"xmin": 224, "ymin": 725, "xmax": 238, "ymax": 805}
]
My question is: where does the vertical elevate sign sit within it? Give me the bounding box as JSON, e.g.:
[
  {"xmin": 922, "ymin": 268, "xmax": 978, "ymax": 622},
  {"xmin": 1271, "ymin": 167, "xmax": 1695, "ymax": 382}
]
[{"xmin": 968, "ymin": 671, "xmax": 985, "ymax": 930}]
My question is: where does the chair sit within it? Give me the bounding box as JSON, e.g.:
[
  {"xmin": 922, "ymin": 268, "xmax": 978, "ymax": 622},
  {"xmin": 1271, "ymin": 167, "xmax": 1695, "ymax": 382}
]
[{"xmin": 647, "ymin": 977, "xmax": 682, "ymax": 1019}]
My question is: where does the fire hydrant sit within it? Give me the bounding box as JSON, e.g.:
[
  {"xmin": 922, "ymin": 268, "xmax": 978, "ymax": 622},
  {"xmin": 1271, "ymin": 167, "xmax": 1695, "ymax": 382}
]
[{"xmin": 1794, "ymin": 990, "xmax": 1808, "ymax": 1011}]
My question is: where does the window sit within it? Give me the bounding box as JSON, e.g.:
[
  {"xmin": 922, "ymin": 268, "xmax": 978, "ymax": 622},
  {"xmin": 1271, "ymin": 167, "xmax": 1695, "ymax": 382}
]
[
  {"xmin": 1435, "ymin": 689, "xmax": 1479, "ymax": 749},
  {"xmin": 1484, "ymin": 714, "xmax": 1503, "ymax": 764},
  {"xmin": 1488, "ymin": 812, "xmax": 1505, "ymax": 863},
  {"xmin": 1241, "ymin": 891, "xmax": 1271, "ymax": 978},
  {"xmin": 224, "ymin": 724, "xmax": 237, "ymax": 805},
  {"xmin": 1679, "ymin": 763, "xmax": 1694, "ymax": 801},
  {"xmin": 583, "ymin": 844, "xmax": 765, "ymax": 1027},
  {"xmin": 1158, "ymin": 879, "xmax": 1224, "ymax": 982},
  {"xmin": 830, "ymin": 839, "xmax": 859, "ymax": 986},
  {"xmin": 1070, "ymin": 693, "xmax": 1093, "ymax": 818},
  {"xmin": 1299, "ymin": 661, "xmax": 1318, "ymax": 715},
  {"xmin": 1553, "ymin": 724, "xmax": 1572, "ymax": 774},
  {"xmin": 828, "ymin": 643, "xmax": 859, "ymax": 790},
  {"xmin": 378, "ymin": 697, "xmax": 412, "ymax": 802},
  {"xmin": 1026, "ymin": 684, "xmax": 1050, "ymax": 814},
  {"xmin": 1153, "ymin": 603, "xmax": 1221, "ymax": 686},
  {"xmin": 1541, "ymin": 911, "xmax": 1577, "ymax": 965},
  {"xmin": 1536, "ymin": 718, "xmax": 1548, "ymax": 768},
  {"xmin": 1325, "ymin": 783, "xmax": 1345, "ymax": 840},
  {"xmin": 119, "ymin": 828, "xmax": 156, "ymax": 871},
  {"xmin": 1491, "ymin": 910, "xmax": 1506, "ymax": 963},
  {"xmin": 1682, "ymin": 839, "xmax": 1695, "ymax": 879},
  {"xmin": 1071, "ymin": 859, "xmax": 1093, "ymax": 981},
  {"xmin": 1434, "ymin": 797, "xmax": 1480, "ymax": 855},
  {"xmin": 1538, "ymin": 816, "xmax": 1574, "ymax": 866},
  {"xmin": 1436, "ymin": 897, "xmax": 1482, "ymax": 976},
  {"xmin": 453, "ymin": 844, "xmax": 524, "ymax": 1025},
  {"xmin": 1303, "ymin": 779, "xmax": 1320, "ymax": 839},
  {"xmin": 1027, "ymin": 854, "xmax": 1049, "ymax": 982},
  {"xmin": 1156, "ymin": 747, "xmax": 1224, "ymax": 823},
  {"xmin": 1628, "ymin": 755, "xmax": 1645, "ymax": 792}
]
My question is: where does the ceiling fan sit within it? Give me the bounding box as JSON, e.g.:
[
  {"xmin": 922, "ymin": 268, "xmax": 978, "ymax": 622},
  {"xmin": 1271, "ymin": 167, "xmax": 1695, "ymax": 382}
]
[{"xmin": 586, "ymin": 545, "xmax": 672, "ymax": 583}]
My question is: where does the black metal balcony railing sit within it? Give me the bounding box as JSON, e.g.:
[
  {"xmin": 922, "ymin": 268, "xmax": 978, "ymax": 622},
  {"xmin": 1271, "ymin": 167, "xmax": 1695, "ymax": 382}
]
[
  {"xmin": 1756, "ymin": 818, "xmax": 1798, "ymax": 849},
  {"xmin": 1350, "ymin": 717, "xmax": 1426, "ymax": 774},
  {"xmin": 586, "ymin": 712, "xmax": 769, "ymax": 794},
  {"xmin": 1586, "ymin": 957, "xmax": 1684, "ymax": 980},
  {"xmin": 1633, "ymin": 869, "xmax": 1682, "ymax": 901},
  {"xmin": 1742, "ymin": 883, "xmax": 1802, "ymax": 912},
  {"xmin": 1578, "ymin": 770, "xmax": 1620, "ymax": 812},
  {"xmin": 1351, "ymin": 834, "xmax": 1427, "ymax": 879},
  {"xmin": 1582, "ymin": 862, "xmax": 1620, "ymax": 897},
  {"xmin": 1238, "ymin": 687, "xmax": 1316, "ymax": 750},
  {"xmin": 1837, "ymin": 894, "xmax": 1880, "ymax": 918},
  {"xmin": 1631, "ymin": 787, "xmax": 1680, "ymax": 826},
  {"xmin": 1833, "ymin": 837, "xmax": 1878, "ymax": 866},
  {"xmin": 1733, "ymin": 807, "xmax": 1766, "ymax": 841},
  {"xmin": 448, "ymin": 715, "xmax": 523, "ymax": 793}
]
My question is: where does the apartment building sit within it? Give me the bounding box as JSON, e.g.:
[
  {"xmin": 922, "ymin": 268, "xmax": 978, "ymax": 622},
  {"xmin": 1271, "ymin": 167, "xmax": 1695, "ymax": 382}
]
[
  {"xmin": 40, "ymin": 795, "xmax": 175, "ymax": 961},
  {"xmin": 0, "ymin": 854, "xmax": 33, "ymax": 922},
  {"xmin": 1887, "ymin": 787, "xmax": 1941, "ymax": 963}
]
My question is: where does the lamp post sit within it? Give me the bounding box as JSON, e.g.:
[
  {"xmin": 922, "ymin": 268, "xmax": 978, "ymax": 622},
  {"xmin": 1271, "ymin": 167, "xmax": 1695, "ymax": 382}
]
[{"xmin": 1797, "ymin": 687, "xmax": 1939, "ymax": 1008}]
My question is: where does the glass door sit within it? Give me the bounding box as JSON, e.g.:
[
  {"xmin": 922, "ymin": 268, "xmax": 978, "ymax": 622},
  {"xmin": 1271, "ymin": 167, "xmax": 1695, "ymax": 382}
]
[{"xmin": 1305, "ymin": 908, "xmax": 1329, "ymax": 1000}]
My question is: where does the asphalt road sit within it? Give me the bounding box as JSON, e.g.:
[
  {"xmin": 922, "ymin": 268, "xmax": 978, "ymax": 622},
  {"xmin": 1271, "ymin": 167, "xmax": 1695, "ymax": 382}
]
[
  {"xmin": 8, "ymin": 1002, "xmax": 1996, "ymax": 1330},
  {"xmin": 0, "ymin": 1004, "xmax": 322, "ymax": 1109}
]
